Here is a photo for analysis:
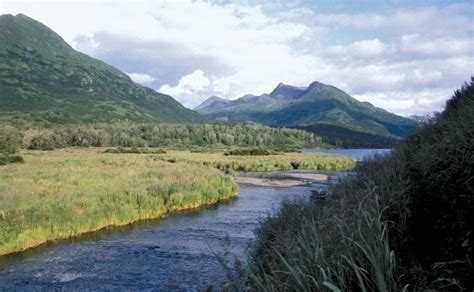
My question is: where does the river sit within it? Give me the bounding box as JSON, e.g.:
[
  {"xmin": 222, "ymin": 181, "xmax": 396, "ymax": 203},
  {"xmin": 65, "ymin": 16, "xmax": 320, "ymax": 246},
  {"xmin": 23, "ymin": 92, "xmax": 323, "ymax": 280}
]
[{"xmin": 0, "ymin": 149, "xmax": 389, "ymax": 291}]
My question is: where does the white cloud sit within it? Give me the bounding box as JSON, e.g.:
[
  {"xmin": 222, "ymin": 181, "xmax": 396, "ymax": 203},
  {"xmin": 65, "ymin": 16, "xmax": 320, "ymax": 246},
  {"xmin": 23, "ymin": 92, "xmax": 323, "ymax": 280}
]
[
  {"xmin": 2, "ymin": 0, "xmax": 472, "ymax": 116},
  {"xmin": 353, "ymin": 89, "xmax": 451, "ymax": 116},
  {"xmin": 127, "ymin": 73, "xmax": 155, "ymax": 84},
  {"xmin": 159, "ymin": 70, "xmax": 214, "ymax": 107}
]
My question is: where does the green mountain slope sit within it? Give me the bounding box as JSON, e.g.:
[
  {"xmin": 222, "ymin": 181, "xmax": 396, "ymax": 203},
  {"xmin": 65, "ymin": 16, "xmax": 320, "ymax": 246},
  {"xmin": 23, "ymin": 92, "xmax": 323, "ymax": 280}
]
[
  {"xmin": 0, "ymin": 14, "xmax": 204, "ymax": 124},
  {"xmin": 197, "ymin": 81, "xmax": 420, "ymax": 147}
]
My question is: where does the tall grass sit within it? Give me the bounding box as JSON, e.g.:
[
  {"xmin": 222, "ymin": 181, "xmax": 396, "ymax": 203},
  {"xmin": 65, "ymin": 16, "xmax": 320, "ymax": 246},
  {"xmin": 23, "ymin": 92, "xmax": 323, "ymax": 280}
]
[
  {"xmin": 157, "ymin": 150, "xmax": 356, "ymax": 172},
  {"xmin": 239, "ymin": 155, "xmax": 403, "ymax": 292},
  {"xmin": 234, "ymin": 78, "xmax": 474, "ymax": 291},
  {"xmin": 0, "ymin": 148, "xmax": 237, "ymax": 256}
]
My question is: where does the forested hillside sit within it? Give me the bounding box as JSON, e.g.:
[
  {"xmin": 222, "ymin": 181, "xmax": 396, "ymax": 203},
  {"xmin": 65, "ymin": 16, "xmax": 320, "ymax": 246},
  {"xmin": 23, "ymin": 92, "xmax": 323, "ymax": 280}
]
[
  {"xmin": 197, "ymin": 82, "xmax": 420, "ymax": 147},
  {"xmin": 243, "ymin": 78, "xmax": 474, "ymax": 290},
  {"xmin": 0, "ymin": 14, "xmax": 204, "ymax": 124}
]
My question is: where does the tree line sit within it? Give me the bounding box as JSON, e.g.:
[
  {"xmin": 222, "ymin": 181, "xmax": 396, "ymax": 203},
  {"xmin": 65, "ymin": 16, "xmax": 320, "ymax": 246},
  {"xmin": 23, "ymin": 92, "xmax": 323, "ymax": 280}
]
[{"xmin": 0, "ymin": 122, "xmax": 324, "ymax": 152}]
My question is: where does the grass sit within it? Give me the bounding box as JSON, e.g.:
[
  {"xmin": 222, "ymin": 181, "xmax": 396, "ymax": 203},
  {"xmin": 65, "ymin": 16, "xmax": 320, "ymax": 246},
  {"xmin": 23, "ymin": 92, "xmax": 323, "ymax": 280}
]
[
  {"xmin": 224, "ymin": 147, "xmax": 281, "ymax": 156},
  {"xmin": 240, "ymin": 156, "xmax": 403, "ymax": 291},
  {"xmin": 0, "ymin": 147, "xmax": 354, "ymax": 256},
  {"xmin": 233, "ymin": 78, "xmax": 474, "ymax": 291},
  {"xmin": 0, "ymin": 148, "xmax": 237, "ymax": 256},
  {"xmin": 156, "ymin": 150, "xmax": 356, "ymax": 172},
  {"xmin": 103, "ymin": 147, "xmax": 167, "ymax": 154}
]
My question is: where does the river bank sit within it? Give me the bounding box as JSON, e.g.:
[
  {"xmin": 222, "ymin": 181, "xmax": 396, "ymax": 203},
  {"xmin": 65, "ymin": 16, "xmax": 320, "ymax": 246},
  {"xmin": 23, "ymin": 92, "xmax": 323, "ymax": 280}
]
[
  {"xmin": 0, "ymin": 148, "xmax": 238, "ymax": 256},
  {"xmin": 0, "ymin": 172, "xmax": 330, "ymax": 290},
  {"xmin": 0, "ymin": 148, "xmax": 353, "ymax": 256}
]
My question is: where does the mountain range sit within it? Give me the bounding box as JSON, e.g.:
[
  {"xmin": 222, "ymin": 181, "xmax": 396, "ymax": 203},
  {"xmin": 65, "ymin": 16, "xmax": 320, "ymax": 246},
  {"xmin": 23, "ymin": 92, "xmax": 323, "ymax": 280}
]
[
  {"xmin": 1, "ymin": 14, "xmax": 419, "ymax": 147},
  {"xmin": 0, "ymin": 14, "xmax": 204, "ymax": 124},
  {"xmin": 196, "ymin": 82, "xmax": 420, "ymax": 147}
]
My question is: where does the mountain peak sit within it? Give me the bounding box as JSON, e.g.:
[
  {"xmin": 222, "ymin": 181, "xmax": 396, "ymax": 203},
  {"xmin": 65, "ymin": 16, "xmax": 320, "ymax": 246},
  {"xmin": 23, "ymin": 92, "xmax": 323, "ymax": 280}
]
[
  {"xmin": 0, "ymin": 13, "xmax": 72, "ymax": 53},
  {"xmin": 270, "ymin": 82, "xmax": 307, "ymax": 99},
  {"xmin": 195, "ymin": 95, "xmax": 229, "ymax": 110},
  {"xmin": 0, "ymin": 14, "xmax": 204, "ymax": 124}
]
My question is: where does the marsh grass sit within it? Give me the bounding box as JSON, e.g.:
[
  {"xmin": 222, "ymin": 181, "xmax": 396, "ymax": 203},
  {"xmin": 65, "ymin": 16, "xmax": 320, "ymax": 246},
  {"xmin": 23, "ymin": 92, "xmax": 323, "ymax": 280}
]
[
  {"xmin": 224, "ymin": 156, "xmax": 405, "ymax": 292},
  {"xmin": 224, "ymin": 148, "xmax": 280, "ymax": 156},
  {"xmin": 104, "ymin": 147, "xmax": 166, "ymax": 154},
  {"xmin": 156, "ymin": 150, "xmax": 356, "ymax": 172},
  {"xmin": 0, "ymin": 148, "xmax": 237, "ymax": 256},
  {"xmin": 233, "ymin": 79, "xmax": 474, "ymax": 291}
]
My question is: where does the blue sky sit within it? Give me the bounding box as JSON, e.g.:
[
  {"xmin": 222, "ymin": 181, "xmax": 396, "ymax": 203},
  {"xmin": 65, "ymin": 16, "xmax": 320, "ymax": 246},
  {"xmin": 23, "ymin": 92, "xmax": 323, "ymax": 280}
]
[{"xmin": 2, "ymin": 0, "xmax": 473, "ymax": 115}]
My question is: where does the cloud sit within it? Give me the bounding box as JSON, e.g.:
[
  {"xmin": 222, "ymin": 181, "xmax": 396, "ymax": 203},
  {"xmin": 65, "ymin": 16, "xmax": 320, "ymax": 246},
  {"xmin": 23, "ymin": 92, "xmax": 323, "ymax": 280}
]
[
  {"xmin": 72, "ymin": 32, "xmax": 230, "ymax": 89},
  {"xmin": 159, "ymin": 70, "xmax": 214, "ymax": 107},
  {"xmin": 312, "ymin": 4, "xmax": 473, "ymax": 38},
  {"xmin": 2, "ymin": 0, "xmax": 473, "ymax": 116},
  {"xmin": 127, "ymin": 73, "xmax": 155, "ymax": 84},
  {"xmin": 353, "ymin": 89, "xmax": 452, "ymax": 116}
]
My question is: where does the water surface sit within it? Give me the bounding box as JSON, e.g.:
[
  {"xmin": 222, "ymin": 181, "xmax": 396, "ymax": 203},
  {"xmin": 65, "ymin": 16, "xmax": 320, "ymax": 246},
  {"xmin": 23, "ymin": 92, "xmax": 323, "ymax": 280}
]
[
  {"xmin": 0, "ymin": 176, "xmax": 326, "ymax": 291},
  {"xmin": 303, "ymin": 148, "xmax": 392, "ymax": 161}
]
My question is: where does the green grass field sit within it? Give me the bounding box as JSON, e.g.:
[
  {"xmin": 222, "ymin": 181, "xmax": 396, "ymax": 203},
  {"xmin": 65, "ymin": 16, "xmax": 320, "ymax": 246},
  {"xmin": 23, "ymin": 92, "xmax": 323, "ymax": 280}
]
[
  {"xmin": 0, "ymin": 148, "xmax": 238, "ymax": 256},
  {"xmin": 157, "ymin": 150, "xmax": 356, "ymax": 172},
  {"xmin": 0, "ymin": 148, "xmax": 354, "ymax": 256}
]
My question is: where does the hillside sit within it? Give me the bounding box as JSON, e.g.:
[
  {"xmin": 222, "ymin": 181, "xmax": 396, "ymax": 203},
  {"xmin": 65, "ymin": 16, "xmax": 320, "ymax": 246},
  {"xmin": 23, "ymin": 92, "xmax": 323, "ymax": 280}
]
[
  {"xmin": 197, "ymin": 81, "xmax": 420, "ymax": 147},
  {"xmin": 0, "ymin": 14, "xmax": 204, "ymax": 124},
  {"xmin": 245, "ymin": 78, "xmax": 474, "ymax": 290}
]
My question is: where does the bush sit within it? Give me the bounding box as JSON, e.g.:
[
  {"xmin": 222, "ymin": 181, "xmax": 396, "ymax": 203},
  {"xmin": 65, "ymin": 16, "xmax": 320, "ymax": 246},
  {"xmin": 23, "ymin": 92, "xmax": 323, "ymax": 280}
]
[
  {"xmin": 103, "ymin": 147, "xmax": 166, "ymax": 154},
  {"xmin": 0, "ymin": 153, "xmax": 24, "ymax": 165},
  {"xmin": 0, "ymin": 125, "xmax": 22, "ymax": 154},
  {"xmin": 224, "ymin": 147, "xmax": 280, "ymax": 156},
  {"xmin": 394, "ymin": 77, "xmax": 474, "ymax": 287},
  {"xmin": 242, "ymin": 78, "xmax": 474, "ymax": 291}
]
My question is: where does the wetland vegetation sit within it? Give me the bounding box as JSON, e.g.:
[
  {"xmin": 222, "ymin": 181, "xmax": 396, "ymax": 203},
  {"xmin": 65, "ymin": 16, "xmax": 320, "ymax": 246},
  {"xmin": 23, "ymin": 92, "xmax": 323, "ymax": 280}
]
[
  {"xmin": 0, "ymin": 146, "xmax": 353, "ymax": 256},
  {"xmin": 235, "ymin": 78, "xmax": 474, "ymax": 291},
  {"xmin": 0, "ymin": 149, "xmax": 238, "ymax": 256}
]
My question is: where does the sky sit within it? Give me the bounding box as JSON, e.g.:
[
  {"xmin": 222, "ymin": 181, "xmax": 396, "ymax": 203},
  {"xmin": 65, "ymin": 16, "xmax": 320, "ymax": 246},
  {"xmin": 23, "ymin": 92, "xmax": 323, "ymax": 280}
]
[{"xmin": 2, "ymin": 0, "xmax": 473, "ymax": 116}]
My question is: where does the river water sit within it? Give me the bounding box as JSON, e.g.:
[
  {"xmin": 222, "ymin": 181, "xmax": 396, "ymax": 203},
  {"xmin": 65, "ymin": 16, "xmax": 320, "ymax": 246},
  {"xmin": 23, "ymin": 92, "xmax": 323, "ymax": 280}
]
[
  {"xmin": 303, "ymin": 148, "xmax": 392, "ymax": 161},
  {"xmin": 0, "ymin": 149, "xmax": 389, "ymax": 291}
]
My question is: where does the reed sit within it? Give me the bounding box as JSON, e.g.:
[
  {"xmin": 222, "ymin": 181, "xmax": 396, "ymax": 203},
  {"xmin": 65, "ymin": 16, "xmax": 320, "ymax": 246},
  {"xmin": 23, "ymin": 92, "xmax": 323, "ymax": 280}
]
[
  {"xmin": 156, "ymin": 150, "xmax": 356, "ymax": 172},
  {"xmin": 0, "ymin": 148, "xmax": 237, "ymax": 256}
]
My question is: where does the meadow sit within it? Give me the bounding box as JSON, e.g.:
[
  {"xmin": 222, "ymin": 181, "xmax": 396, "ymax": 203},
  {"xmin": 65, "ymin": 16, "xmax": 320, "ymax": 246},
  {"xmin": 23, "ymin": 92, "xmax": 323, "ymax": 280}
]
[
  {"xmin": 0, "ymin": 148, "xmax": 237, "ymax": 256},
  {"xmin": 156, "ymin": 150, "xmax": 356, "ymax": 172},
  {"xmin": 0, "ymin": 148, "xmax": 353, "ymax": 256}
]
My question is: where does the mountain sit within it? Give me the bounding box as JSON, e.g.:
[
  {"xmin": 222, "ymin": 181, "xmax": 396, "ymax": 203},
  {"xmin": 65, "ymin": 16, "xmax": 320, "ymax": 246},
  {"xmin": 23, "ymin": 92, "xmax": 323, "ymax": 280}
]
[
  {"xmin": 194, "ymin": 95, "xmax": 229, "ymax": 110},
  {"xmin": 197, "ymin": 81, "xmax": 420, "ymax": 147},
  {"xmin": 409, "ymin": 113, "xmax": 435, "ymax": 123},
  {"xmin": 0, "ymin": 14, "xmax": 204, "ymax": 124}
]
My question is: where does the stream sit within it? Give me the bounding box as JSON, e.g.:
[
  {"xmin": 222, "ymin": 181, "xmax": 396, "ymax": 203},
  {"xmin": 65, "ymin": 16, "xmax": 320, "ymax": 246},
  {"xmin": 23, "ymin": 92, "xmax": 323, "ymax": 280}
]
[{"xmin": 0, "ymin": 149, "xmax": 389, "ymax": 291}]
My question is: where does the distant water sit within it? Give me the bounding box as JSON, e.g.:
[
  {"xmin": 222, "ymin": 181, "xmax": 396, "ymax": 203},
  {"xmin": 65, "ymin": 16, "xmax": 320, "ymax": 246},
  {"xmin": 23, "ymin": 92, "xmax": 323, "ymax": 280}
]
[{"xmin": 303, "ymin": 148, "xmax": 392, "ymax": 162}]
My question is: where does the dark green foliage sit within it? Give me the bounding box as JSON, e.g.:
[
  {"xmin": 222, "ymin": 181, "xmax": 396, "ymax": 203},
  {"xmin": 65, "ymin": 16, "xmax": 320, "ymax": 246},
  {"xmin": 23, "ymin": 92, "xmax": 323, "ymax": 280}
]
[
  {"xmin": 10, "ymin": 122, "xmax": 325, "ymax": 150},
  {"xmin": 296, "ymin": 124, "xmax": 400, "ymax": 148},
  {"xmin": 0, "ymin": 153, "xmax": 24, "ymax": 165},
  {"xmin": 224, "ymin": 147, "xmax": 280, "ymax": 156},
  {"xmin": 198, "ymin": 81, "xmax": 420, "ymax": 148},
  {"xmin": 104, "ymin": 147, "xmax": 166, "ymax": 154},
  {"xmin": 0, "ymin": 14, "xmax": 204, "ymax": 125},
  {"xmin": 394, "ymin": 77, "xmax": 474, "ymax": 287},
  {"xmin": 246, "ymin": 78, "xmax": 474, "ymax": 290}
]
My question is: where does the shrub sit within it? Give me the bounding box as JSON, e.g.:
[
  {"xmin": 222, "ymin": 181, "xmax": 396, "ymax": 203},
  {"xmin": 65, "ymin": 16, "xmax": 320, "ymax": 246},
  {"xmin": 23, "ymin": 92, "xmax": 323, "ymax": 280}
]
[
  {"xmin": 0, "ymin": 153, "xmax": 25, "ymax": 165},
  {"xmin": 242, "ymin": 78, "xmax": 474, "ymax": 291},
  {"xmin": 0, "ymin": 125, "xmax": 22, "ymax": 154},
  {"xmin": 224, "ymin": 147, "xmax": 280, "ymax": 156},
  {"xmin": 103, "ymin": 147, "xmax": 166, "ymax": 154},
  {"xmin": 393, "ymin": 77, "xmax": 474, "ymax": 287}
]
